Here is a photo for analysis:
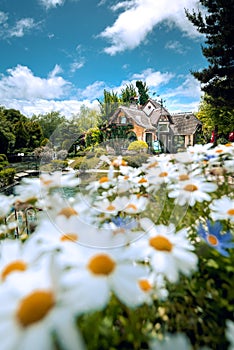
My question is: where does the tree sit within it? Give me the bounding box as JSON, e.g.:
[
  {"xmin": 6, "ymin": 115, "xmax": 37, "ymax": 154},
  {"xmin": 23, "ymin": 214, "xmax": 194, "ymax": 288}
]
[
  {"xmin": 120, "ymin": 83, "xmax": 137, "ymax": 104},
  {"xmin": 32, "ymin": 112, "xmax": 66, "ymax": 141},
  {"xmin": 98, "ymin": 89, "xmax": 120, "ymax": 122},
  {"xmin": 136, "ymin": 81, "xmax": 149, "ymax": 105},
  {"xmin": 14, "ymin": 120, "xmax": 29, "ymax": 150},
  {"xmin": 0, "ymin": 108, "xmax": 15, "ymax": 153},
  {"xmin": 197, "ymin": 96, "xmax": 234, "ymax": 141},
  {"xmin": 72, "ymin": 105, "xmax": 101, "ymax": 133},
  {"xmin": 186, "ymin": 0, "xmax": 234, "ymax": 109},
  {"xmin": 26, "ymin": 121, "xmax": 43, "ymax": 149}
]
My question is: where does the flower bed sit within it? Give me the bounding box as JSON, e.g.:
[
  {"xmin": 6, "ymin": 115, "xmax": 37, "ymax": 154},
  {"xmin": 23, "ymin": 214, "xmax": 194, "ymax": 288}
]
[{"xmin": 0, "ymin": 143, "xmax": 233, "ymax": 350}]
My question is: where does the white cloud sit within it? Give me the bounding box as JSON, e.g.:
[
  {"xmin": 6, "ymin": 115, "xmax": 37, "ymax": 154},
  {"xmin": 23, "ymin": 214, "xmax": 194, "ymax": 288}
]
[
  {"xmin": 164, "ymin": 74, "xmax": 202, "ymax": 99},
  {"xmin": 0, "ymin": 65, "xmax": 71, "ymax": 100},
  {"xmin": 1, "ymin": 98, "xmax": 100, "ymax": 118},
  {"xmin": 165, "ymin": 40, "xmax": 185, "ymax": 54},
  {"xmin": 166, "ymin": 99, "xmax": 200, "ymax": 113},
  {"xmin": 39, "ymin": 0, "xmax": 80, "ymax": 10},
  {"xmin": 8, "ymin": 18, "xmax": 36, "ymax": 37},
  {"xmin": 0, "ymin": 11, "xmax": 8, "ymax": 27},
  {"xmin": 77, "ymin": 81, "xmax": 107, "ymax": 100},
  {"xmin": 99, "ymin": 0, "xmax": 202, "ymax": 55},
  {"xmin": 131, "ymin": 68, "xmax": 174, "ymax": 88},
  {"xmin": 70, "ymin": 60, "xmax": 85, "ymax": 73},
  {"xmin": 39, "ymin": 0, "xmax": 65, "ymax": 10}
]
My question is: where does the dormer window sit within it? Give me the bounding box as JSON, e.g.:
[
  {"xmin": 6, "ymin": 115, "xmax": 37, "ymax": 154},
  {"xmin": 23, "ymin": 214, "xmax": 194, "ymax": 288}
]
[
  {"xmin": 121, "ymin": 116, "xmax": 127, "ymax": 124},
  {"xmin": 158, "ymin": 122, "xmax": 169, "ymax": 132}
]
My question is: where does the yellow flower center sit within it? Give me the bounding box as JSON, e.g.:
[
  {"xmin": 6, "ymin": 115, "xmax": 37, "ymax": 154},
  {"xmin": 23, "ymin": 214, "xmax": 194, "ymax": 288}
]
[
  {"xmin": 215, "ymin": 149, "xmax": 223, "ymax": 154},
  {"xmin": 99, "ymin": 176, "xmax": 109, "ymax": 183},
  {"xmin": 179, "ymin": 174, "xmax": 189, "ymax": 181},
  {"xmin": 40, "ymin": 178, "xmax": 53, "ymax": 186},
  {"xmin": 159, "ymin": 172, "xmax": 168, "ymax": 177},
  {"xmin": 88, "ymin": 254, "xmax": 116, "ymax": 275},
  {"xmin": 138, "ymin": 178, "xmax": 147, "ymax": 183},
  {"xmin": 124, "ymin": 175, "xmax": 129, "ymax": 180},
  {"xmin": 207, "ymin": 234, "xmax": 218, "ymax": 246},
  {"xmin": 16, "ymin": 290, "xmax": 55, "ymax": 328},
  {"xmin": 138, "ymin": 279, "xmax": 152, "ymax": 292},
  {"xmin": 147, "ymin": 161, "xmax": 159, "ymax": 169},
  {"xmin": 126, "ymin": 203, "xmax": 138, "ymax": 211},
  {"xmin": 227, "ymin": 208, "xmax": 234, "ymax": 216},
  {"xmin": 183, "ymin": 184, "xmax": 198, "ymax": 192},
  {"xmin": 2, "ymin": 260, "xmax": 27, "ymax": 281},
  {"xmin": 60, "ymin": 233, "xmax": 78, "ymax": 242},
  {"xmin": 225, "ymin": 143, "xmax": 232, "ymax": 147},
  {"xmin": 149, "ymin": 235, "xmax": 173, "ymax": 252},
  {"xmin": 113, "ymin": 228, "xmax": 125, "ymax": 235},
  {"xmin": 58, "ymin": 207, "xmax": 78, "ymax": 218},
  {"xmin": 106, "ymin": 204, "xmax": 116, "ymax": 211}
]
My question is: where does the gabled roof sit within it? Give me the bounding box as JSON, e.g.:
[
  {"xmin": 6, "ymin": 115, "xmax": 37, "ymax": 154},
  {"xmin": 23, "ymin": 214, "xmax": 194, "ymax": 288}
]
[
  {"xmin": 170, "ymin": 113, "xmax": 202, "ymax": 135},
  {"xmin": 110, "ymin": 105, "xmax": 156, "ymax": 131}
]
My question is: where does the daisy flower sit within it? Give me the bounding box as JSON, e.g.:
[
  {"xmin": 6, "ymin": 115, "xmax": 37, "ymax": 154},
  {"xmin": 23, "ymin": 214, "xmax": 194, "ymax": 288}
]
[
  {"xmin": 14, "ymin": 178, "xmax": 42, "ymax": 205},
  {"xmin": 138, "ymin": 218, "xmax": 198, "ymax": 283},
  {"xmin": 197, "ymin": 220, "xmax": 234, "ymax": 257},
  {"xmin": 168, "ymin": 176, "xmax": 217, "ymax": 206},
  {"xmin": 0, "ymin": 262, "xmax": 85, "ymax": 350},
  {"xmin": 0, "ymin": 239, "xmax": 41, "ymax": 283},
  {"xmin": 226, "ymin": 320, "xmax": 234, "ymax": 350},
  {"xmin": 60, "ymin": 245, "xmax": 149, "ymax": 313},
  {"xmin": 149, "ymin": 332, "xmax": 192, "ymax": 350},
  {"xmin": 40, "ymin": 171, "xmax": 80, "ymax": 190},
  {"xmin": 0, "ymin": 194, "xmax": 15, "ymax": 219},
  {"xmin": 209, "ymin": 196, "xmax": 234, "ymax": 222},
  {"xmin": 112, "ymin": 194, "xmax": 149, "ymax": 214}
]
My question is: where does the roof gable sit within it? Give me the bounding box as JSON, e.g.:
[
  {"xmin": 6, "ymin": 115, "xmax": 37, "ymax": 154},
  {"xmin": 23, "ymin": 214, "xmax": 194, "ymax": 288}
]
[{"xmin": 170, "ymin": 113, "xmax": 202, "ymax": 135}]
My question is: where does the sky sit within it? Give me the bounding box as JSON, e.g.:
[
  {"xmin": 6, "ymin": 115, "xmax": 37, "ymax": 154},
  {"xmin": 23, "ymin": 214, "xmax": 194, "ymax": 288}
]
[{"xmin": 0, "ymin": 0, "xmax": 207, "ymax": 118}]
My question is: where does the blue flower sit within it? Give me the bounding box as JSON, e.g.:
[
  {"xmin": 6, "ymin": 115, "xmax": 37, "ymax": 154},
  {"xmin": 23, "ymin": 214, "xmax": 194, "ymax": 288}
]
[
  {"xmin": 197, "ymin": 220, "xmax": 234, "ymax": 257},
  {"xmin": 111, "ymin": 216, "xmax": 137, "ymax": 230}
]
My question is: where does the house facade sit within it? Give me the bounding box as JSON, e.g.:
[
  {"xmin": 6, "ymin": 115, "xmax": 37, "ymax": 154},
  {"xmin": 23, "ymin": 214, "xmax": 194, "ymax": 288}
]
[{"xmin": 109, "ymin": 99, "xmax": 202, "ymax": 153}]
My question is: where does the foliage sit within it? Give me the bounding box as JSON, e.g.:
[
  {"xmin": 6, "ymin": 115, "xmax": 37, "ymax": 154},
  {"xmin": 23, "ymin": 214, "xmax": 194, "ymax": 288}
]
[
  {"xmin": 85, "ymin": 128, "xmax": 102, "ymax": 148},
  {"xmin": 56, "ymin": 150, "xmax": 68, "ymax": 160},
  {"xmin": 186, "ymin": 0, "xmax": 234, "ymax": 109},
  {"xmin": 71, "ymin": 105, "xmax": 101, "ymax": 133},
  {"xmin": 98, "ymin": 89, "xmax": 120, "ymax": 122},
  {"xmin": 121, "ymin": 83, "xmax": 138, "ymax": 104},
  {"xmin": 197, "ymin": 98, "xmax": 234, "ymax": 140},
  {"xmin": 0, "ymin": 167, "xmax": 16, "ymax": 187},
  {"xmin": 51, "ymin": 159, "xmax": 68, "ymax": 171},
  {"xmin": 128, "ymin": 140, "xmax": 148, "ymax": 151},
  {"xmin": 136, "ymin": 80, "xmax": 149, "ymax": 106},
  {"xmin": 123, "ymin": 153, "xmax": 150, "ymax": 167}
]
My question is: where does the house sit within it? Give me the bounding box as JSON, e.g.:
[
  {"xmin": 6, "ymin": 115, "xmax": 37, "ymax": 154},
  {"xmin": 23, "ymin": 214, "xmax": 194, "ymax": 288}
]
[{"xmin": 109, "ymin": 99, "xmax": 202, "ymax": 153}]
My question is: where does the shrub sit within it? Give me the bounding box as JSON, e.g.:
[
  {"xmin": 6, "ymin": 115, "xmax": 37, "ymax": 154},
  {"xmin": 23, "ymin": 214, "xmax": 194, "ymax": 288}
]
[
  {"xmin": 123, "ymin": 153, "xmax": 150, "ymax": 167},
  {"xmin": 71, "ymin": 157, "xmax": 85, "ymax": 170},
  {"xmin": 51, "ymin": 160, "xmax": 68, "ymax": 171},
  {"xmin": 56, "ymin": 150, "xmax": 68, "ymax": 160},
  {"xmin": 0, "ymin": 168, "xmax": 16, "ymax": 187},
  {"xmin": 0, "ymin": 154, "xmax": 8, "ymax": 162},
  {"xmin": 127, "ymin": 140, "xmax": 148, "ymax": 152}
]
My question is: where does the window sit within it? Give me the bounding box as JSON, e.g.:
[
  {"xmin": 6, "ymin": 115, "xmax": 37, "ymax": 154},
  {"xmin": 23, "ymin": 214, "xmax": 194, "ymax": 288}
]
[
  {"xmin": 174, "ymin": 135, "xmax": 185, "ymax": 148},
  {"xmin": 158, "ymin": 122, "xmax": 169, "ymax": 132},
  {"xmin": 121, "ymin": 116, "xmax": 127, "ymax": 124}
]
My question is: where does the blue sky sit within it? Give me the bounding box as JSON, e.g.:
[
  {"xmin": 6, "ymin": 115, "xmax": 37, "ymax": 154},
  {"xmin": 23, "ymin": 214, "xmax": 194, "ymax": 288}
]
[{"xmin": 0, "ymin": 0, "xmax": 207, "ymax": 118}]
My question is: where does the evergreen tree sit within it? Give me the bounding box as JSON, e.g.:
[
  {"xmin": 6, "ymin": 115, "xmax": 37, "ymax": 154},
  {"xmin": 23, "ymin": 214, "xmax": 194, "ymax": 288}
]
[
  {"xmin": 14, "ymin": 120, "xmax": 29, "ymax": 150},
  {"xmin": 136, "ymin": 81, "xmax": 149, "ymax": 105},
  {"xmin": 98, "ymin": 89, "xmax": 120, "ymax": 122},
  {"xmin": 120, "ymin": 83, "xmax": 137, "ymax": 104},
  {"xmin": 186, "ymin": 0, "xmax": 234, "ymax": 109}
]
